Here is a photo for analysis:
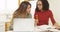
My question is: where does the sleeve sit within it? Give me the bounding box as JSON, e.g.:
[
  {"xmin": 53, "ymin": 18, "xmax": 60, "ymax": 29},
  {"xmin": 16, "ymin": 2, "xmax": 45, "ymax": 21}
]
[{"xmin": 49, "ymin": 10, "xmax": 56, "ymax": 25}]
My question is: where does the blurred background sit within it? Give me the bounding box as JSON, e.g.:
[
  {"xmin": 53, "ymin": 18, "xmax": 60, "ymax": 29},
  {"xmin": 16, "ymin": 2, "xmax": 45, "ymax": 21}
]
[{"xmin": 0, "ymin": 0, "xmax": 60, "ymax": 32}]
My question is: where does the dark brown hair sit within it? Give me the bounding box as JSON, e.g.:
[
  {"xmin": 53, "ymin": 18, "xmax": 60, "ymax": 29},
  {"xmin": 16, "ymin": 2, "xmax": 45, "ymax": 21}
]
[{"xmin": 35, "ymin": 0, "xmax": 49, "ymax": 12}]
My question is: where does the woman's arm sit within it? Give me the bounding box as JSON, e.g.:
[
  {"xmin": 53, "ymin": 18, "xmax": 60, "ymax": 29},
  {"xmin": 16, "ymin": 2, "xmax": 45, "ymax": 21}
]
[
  {"xmin": 54, "ymin": 22, "xmax": 60, "ymax": 30},
  {"xmin": 34, "ymin": 12, "xmax": 39, "ymax": 26},
  {"xmin": 49, "ymin": 11, "xmax": 56, "ymax": 25},
  {"xmin": 34, "ymin": 19, "xmax": 38, "ymax": 26},
  {"xmin": 49, "ymin": 10, "xmax": 60, "ymax": 29}
]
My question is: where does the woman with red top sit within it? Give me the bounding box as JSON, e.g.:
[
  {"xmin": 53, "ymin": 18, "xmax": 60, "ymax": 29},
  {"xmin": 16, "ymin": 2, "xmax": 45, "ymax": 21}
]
[{"xmin": 34, "ymin": 0, "xmax": 60, "ymax": 29}]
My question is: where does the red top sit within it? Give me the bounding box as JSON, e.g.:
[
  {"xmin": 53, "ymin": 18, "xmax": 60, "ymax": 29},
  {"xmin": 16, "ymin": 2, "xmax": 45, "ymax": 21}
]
[{"xmin": 34, "ymin": 10, "xmax": 56, "ymax": 26}]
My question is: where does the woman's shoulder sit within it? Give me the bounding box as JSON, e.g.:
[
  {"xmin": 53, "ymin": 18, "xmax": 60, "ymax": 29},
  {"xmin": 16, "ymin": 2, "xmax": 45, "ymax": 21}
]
[
  {"xmin": 27, "ymin": 14, "xmax": 32, "ymax": 18},
  {"xmin": 47, "ymin": 10, "xmax": 53, "ymax": 13},
  {"xmin": 47, "ymin": 10, "xmax": 53, "ymax": 16}
]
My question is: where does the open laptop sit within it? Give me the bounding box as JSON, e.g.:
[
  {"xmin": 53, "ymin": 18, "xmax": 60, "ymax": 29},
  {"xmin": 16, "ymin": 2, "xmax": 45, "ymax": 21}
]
[{"xmin": 13, "ymin": 18, "xmax": 34, "ymax": 32}]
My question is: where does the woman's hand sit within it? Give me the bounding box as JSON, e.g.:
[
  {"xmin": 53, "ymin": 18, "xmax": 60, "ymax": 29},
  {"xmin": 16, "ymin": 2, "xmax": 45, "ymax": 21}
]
[
  {"xmin": 54, "ymin": 23, "xmax": 60, "ymax": 30},
  {"xmin": 34, "ymin": 19, "xmax": 38, "ymax": 27}
]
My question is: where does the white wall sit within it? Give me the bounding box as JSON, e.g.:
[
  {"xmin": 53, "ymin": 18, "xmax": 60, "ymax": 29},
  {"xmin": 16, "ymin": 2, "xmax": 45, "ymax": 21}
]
[
  {"xmin": 0, "ymin": 0, "xmax": 18, "ymax": 14},
  {"xmin": 0, "ymin": 0, "xmax": 5, "ymax": 13},
  {"xmin": 0, "ymin": 0, "xmax": 18, "ymax": 22}
]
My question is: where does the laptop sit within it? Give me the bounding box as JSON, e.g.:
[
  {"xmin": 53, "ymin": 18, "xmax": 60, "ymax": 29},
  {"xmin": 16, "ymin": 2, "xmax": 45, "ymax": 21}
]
[{"xmin": 13, "ymin": 18, "xmax": 34, "ymax": 31}]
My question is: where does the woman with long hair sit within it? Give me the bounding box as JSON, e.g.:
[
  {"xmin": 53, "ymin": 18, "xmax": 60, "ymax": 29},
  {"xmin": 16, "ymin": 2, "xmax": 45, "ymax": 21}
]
[
  {"xmin": 13, "ymin": 1, "xmax": 31, "ymax": 18},
  {"xmin": 34, "ymin": 0, "xmax": 60, "ymax": 29},
  {"xmin": 8, "ymin": 1, "xmax": 32, "ymax": 30}
]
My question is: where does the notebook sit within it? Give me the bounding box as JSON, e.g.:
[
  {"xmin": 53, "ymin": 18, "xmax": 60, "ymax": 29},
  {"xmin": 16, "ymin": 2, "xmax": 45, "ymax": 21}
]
[{"xmin": 13, "ymin": 18, "xmax": 34, "ymax": 31}]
